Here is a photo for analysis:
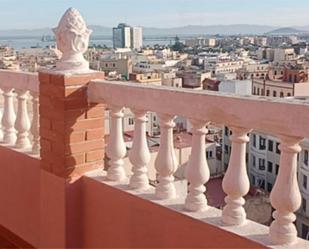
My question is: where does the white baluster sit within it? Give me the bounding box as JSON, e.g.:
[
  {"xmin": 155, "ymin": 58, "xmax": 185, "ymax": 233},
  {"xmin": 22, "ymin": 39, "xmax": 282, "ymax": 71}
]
[
  {"xmin": 15, "ymin": 90, "xmax": 31, "ymax": 149},
  {"xmin": 155, "ymin": 114, "xmax": 177, "ymax": 199},
  {"xmin": 2, "ymin": 87, "xmax": 16, "ymax": 145},
  {"xmin": 30, "ymin": 92, "xmax": 40, "ymax": 154},
  {"xmin": 222, "ymin": 127, "xmax": 250, "ymax": 225},
  {"xmin": 185, "ymin": 120, "xmax": 209, "ymax": 212},
  {"xmin": 0, "ymin": 89, "xmax": 3, "ymax": 141},
  {"xmin": 129, "ymin": 110, "xmax": 150, "ymax": 190},
  {"xmin": 106, "ymin": 106, "xmax": 126, "ymax": 181},
  {"xmin": 269, "ymin": 136, "xmax": 302, "ymax": 245}
]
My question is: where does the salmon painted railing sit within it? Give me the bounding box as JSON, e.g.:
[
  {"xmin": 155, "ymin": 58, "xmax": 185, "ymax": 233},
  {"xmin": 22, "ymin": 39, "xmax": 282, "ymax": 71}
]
[
  {"xmin": 0, "ymin": 70, "xmax": 40, "ymax": 155},
  {"xmin": 88, "ymin": 80, "xmax": 309, "ymax": 246}
]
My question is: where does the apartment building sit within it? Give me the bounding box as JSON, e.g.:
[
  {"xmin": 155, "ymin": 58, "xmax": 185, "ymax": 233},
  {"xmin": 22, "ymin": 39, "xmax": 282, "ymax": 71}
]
[
  {"xmin": 129, "ymin": 72, "xmax": 162, "ymax": 85},
  {"xmin": 113, "ymin": 23, "xmax": 143, "ymax": 50},
  {"xmin": 100, "ymin": 57, "xmax": 133, "ymax": 79},
  {"xmin": 252, "ymin": 66, "xmax": 309, "ymax": 97}
]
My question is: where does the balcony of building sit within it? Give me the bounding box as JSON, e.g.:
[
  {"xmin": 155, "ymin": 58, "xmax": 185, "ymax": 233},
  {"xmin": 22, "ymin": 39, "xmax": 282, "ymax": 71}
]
[{"xmin": 0, "ymin": 8, "xmax": 309, "ymax": 249}]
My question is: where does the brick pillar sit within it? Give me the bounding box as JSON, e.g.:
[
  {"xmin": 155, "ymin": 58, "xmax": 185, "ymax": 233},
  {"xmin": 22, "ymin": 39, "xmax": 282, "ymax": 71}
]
[{"xmin": 39, "ymin": 71, "xmax": 105, "ymax": 179}]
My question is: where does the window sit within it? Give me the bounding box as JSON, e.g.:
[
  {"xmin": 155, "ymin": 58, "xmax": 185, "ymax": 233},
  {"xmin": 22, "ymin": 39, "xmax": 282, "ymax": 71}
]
[
  {"xmin": 113, "ymin": 63, "xmax": 116, "ymax": 67},
  {"xmin": 276, "ymin": 142, "xmax": 281, "ymax": 154},
  {"xmin": 302, "ymin": 198, "xmax": 307, "ymax": 213},
  {"xmin": 128, "ymin": 118, "xmax": 134, "ymax": 126},
  {"xmin": 266, "ymin": 89, "xmax": 270, "ymax": 96},
  {"xmin": 224, "ymin": 145, "xmax": 229, "ymax": 154},
  {"xmin": 253, "ymin": 134, "xmax": 256, "ymax": 148},
  {"xmin": 275, "ymin": 164, "xmax": 279, "ymax": 175},
  {"xmin": 259, "ymin": 158, "xmax": 265, "ymax": 171},
  {"xmin": 225, "ymin": 127, "xmax": 229, "ymax": 136},
  {"xmin": 268, "ymin": 140, "xmax": 274, "ymax": 152},
  {"xmin": 252, "ymin": 175, "xmax": 256, "ymax": 185},
  {"xmin": 257, "ymin": 179, "xmax": 265, "ymax": 189},
  {"xmin": 267, "ymin": 161, "xmax": 273, "ymax": 173},
  {"xmin": 305, "ymin": 150, "xmax": 309, "ymax": 166},
  {"xmin": 280, "ymin": 92, "xmax": 284, "ymax": 98},
  {"xmin": 253, "ymin": 87, "xmax": 256, "ymax": 95},
  {"xmin": 257, "ymin": 88, "xmax": 260, "ymax": 95},
  {"xmin": 259, "ymin": 137, "xmax": 266, "ymax": 150},
  {"xmin": 301, "ymin": 223, "xmax": 309, "ymax": 239},
  {"xmin": 287, "ymin": 92, "xmax": 292, "ymax": 97},
  {"xmin": 253, "ymin": 155, "xmax": 256, "ymax": 167},
  {"xmin": 303, "ymin": 175, "xmax": 307, "ymax": 190},
  {"xmin": 273, "ymin": 91, "xmax": 277, "ymax": 97},
  {"xmin": 267, "ymin": 182, "xmax": 273, "ymax": 192}
]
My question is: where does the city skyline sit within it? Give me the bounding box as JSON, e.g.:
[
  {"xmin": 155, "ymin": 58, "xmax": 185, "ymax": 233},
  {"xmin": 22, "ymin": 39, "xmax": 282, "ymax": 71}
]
[{"xmin": 0, "ymin": 0, "xmax": 309, "ymax": 29}]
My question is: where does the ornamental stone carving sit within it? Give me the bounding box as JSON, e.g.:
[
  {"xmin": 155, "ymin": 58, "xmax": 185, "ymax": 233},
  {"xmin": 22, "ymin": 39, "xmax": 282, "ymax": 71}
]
[{"xmin": 53, "ymin": 8, "xmax": 92, "ymax": 72}]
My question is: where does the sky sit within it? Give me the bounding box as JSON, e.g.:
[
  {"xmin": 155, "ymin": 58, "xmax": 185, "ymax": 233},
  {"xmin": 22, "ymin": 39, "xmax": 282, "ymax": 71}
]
[{"xmin": 0, "ymin": 0, "xmax": 309, "ymax": 29}]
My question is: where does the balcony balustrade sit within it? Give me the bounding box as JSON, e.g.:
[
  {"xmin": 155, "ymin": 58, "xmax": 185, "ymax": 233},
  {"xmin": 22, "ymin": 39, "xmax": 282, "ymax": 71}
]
[
  {"xmin": 88, "ymin": 79, "xmax": 309, "ymax": 247},
  {"xmin": 0, "ymin": 70, "xmax": 40, "ymax": 155},
  {"xmin": 0, "ymin": 7, "xmax": 308, "ymax": 249}
]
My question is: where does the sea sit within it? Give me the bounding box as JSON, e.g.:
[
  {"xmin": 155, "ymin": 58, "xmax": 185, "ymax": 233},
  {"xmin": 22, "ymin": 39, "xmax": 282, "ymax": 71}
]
[{"xmin": 0, "ymin": 36, "xmax": 179, "ymax": 50}]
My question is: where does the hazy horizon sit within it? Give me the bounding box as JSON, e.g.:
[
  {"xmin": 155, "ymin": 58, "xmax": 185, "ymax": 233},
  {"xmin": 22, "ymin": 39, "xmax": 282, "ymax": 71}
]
[{"xmin": 0, "ymin": 0, "xmax": 308, "ymax": 30}]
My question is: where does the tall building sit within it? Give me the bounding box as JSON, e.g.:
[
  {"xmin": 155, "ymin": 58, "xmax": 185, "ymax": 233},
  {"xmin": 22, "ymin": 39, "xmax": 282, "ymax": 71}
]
[
  {"xmin": 113, "ymin": 23, "xmax": 131, "ymax": 49},
  {"xmin": 113, "ymin": 23, "xmax": 143, "ymax": 50},
  {"xmin": 130, "ymin": 27, "xmax": 143, "ymax": 50}
]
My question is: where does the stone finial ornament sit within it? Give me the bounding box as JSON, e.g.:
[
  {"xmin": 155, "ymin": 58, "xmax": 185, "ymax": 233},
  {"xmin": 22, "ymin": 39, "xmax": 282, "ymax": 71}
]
[{"xmin": 53, "ymin": 8, "xmax": 92, "ymax": 72}]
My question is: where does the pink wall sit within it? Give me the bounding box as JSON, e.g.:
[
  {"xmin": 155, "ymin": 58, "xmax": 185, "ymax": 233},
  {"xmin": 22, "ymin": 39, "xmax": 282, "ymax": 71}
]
[
  {"xmin": 0, "ymin": 147, "xmax": 40, "ymax": 247},
  {"xmin": 0, "ymin": 146, "xmax": 265, "ymax": 248},
  {"xmin": 82, "ymin": 177, "xmax": 265, "ymax": 249}
]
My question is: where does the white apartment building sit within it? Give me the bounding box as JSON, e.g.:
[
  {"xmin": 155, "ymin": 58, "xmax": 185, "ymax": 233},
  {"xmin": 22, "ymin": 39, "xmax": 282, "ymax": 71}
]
[
  {"xmin": 219, "ymin": 80, "xmax": 252, "ymax": 169},
  {"xmin": 130, "ymin": 27, "xmax": 143, "ymax": 50},
  {"xmin": 205, "ymin": 58, "xmax": 244, "ymax": 77},
  {"xmin": 185, "ymin": 38, "xmax": 216, "ymax": 48},
  {"xmin": 297, "ymin": 139, "xmax": 309, "ymax": 239},
  {"xmin": 113, "ymin": 23, "xmax": 143, "ymax": 50},
  {"xmin": 274, "ymin": 48, "xmax": 296, "ymax": 62},
  {"xmin": 113, "ymin": 23, "xmax": 131, "ymax": 49},
  {"xmin": 105, "ymin": 108, "xmax": 159, "ymax": 137}
]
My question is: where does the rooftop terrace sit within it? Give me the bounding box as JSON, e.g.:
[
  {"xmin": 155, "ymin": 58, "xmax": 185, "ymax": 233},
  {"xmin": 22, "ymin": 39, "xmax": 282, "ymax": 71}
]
[{"xmin": 0, "ymin": 7, "xmax": 308, "ymax": 248}]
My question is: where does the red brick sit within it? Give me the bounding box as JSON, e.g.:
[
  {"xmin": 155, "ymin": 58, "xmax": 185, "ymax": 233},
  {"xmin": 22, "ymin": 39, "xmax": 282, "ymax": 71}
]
[
  {"xmin": 40, "ymin": 138, "xmax": 52, "ymax": 153},
  {"xmin": 40, "ymin": 84, "xmax": 64, "ymax": 98},
  {"xmin": 41, "ymin": 160, "xmax": 52, "ymax": 171},
  {"xmin": 40, "ymin": 108, "xmax": 65, "ymax": 121},
  {"xmin": 40, "ymin": 118, "xmax": 52, "ymax": 129},
  {"xmin": 65, "ymin": 153, "xmax": 85, "ymax": 167},
  {"xmin": 64, "ymin": 98, "xmax": 88, "ymax": 111},
  {"xmin": 86, "ymin": 129, "xmax": 105, "ymax": 140},
  {"xmin": 40, "ymin": 128, "xmax": 65, "ymax": 142},
  {"xmin": 50, "ymin": 74, "xmax": 65, "ymax": 86},
  {"xmin": 66, "ymin": 161, "xmax": 103, "ymax": 179},
  {"xmin": 66, "ymin": 140, "xmax": 104, "ymax": 154},
  {"xmin": 52, "ymin": 120, "xmax": 68, "ymax": 132},
  {"xmin": 86, "ymin": 107, "xmax": 105, "ymax": 118},
  {"xmin": 86, "ymin": 150, "xmax": 104, "ymax": 162},
  {"xmin": 65, "ymin": 86, "xmax": 87, "ymax": 98},
  {"xmin": 66, "ymin": 131, "xmax": 85, "ymax": 144},
  {"xmin": 63, "ymin": 72, "xmax": 105, "ymax": 86},
  {"xmin": 38, "ymin": 72, "xmax": 50, "ymax": 84},
  {"xmin": 66, "ymin": 118, "xmax": 104, "ymax": 131},
  {"xmin": 41, "ymin": 151, "xmax": 65, "ymax": 165},
  {"xmin": 65, "ymin": 109, "xmax": 86, "ymax": 121}
]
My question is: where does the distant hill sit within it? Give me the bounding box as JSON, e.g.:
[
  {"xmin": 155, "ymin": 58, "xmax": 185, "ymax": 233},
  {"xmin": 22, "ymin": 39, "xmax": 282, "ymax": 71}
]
[
  {"xmin": 143, "ymin": 25, "xmax": 277, "ymax": 36},
  {"xmin": 266, "ymin": 27, "xmax": 307, "ymax": 35},
  {"xmin": 0, "ymin": 24, "xmax": 278, "ymax": 38}
]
